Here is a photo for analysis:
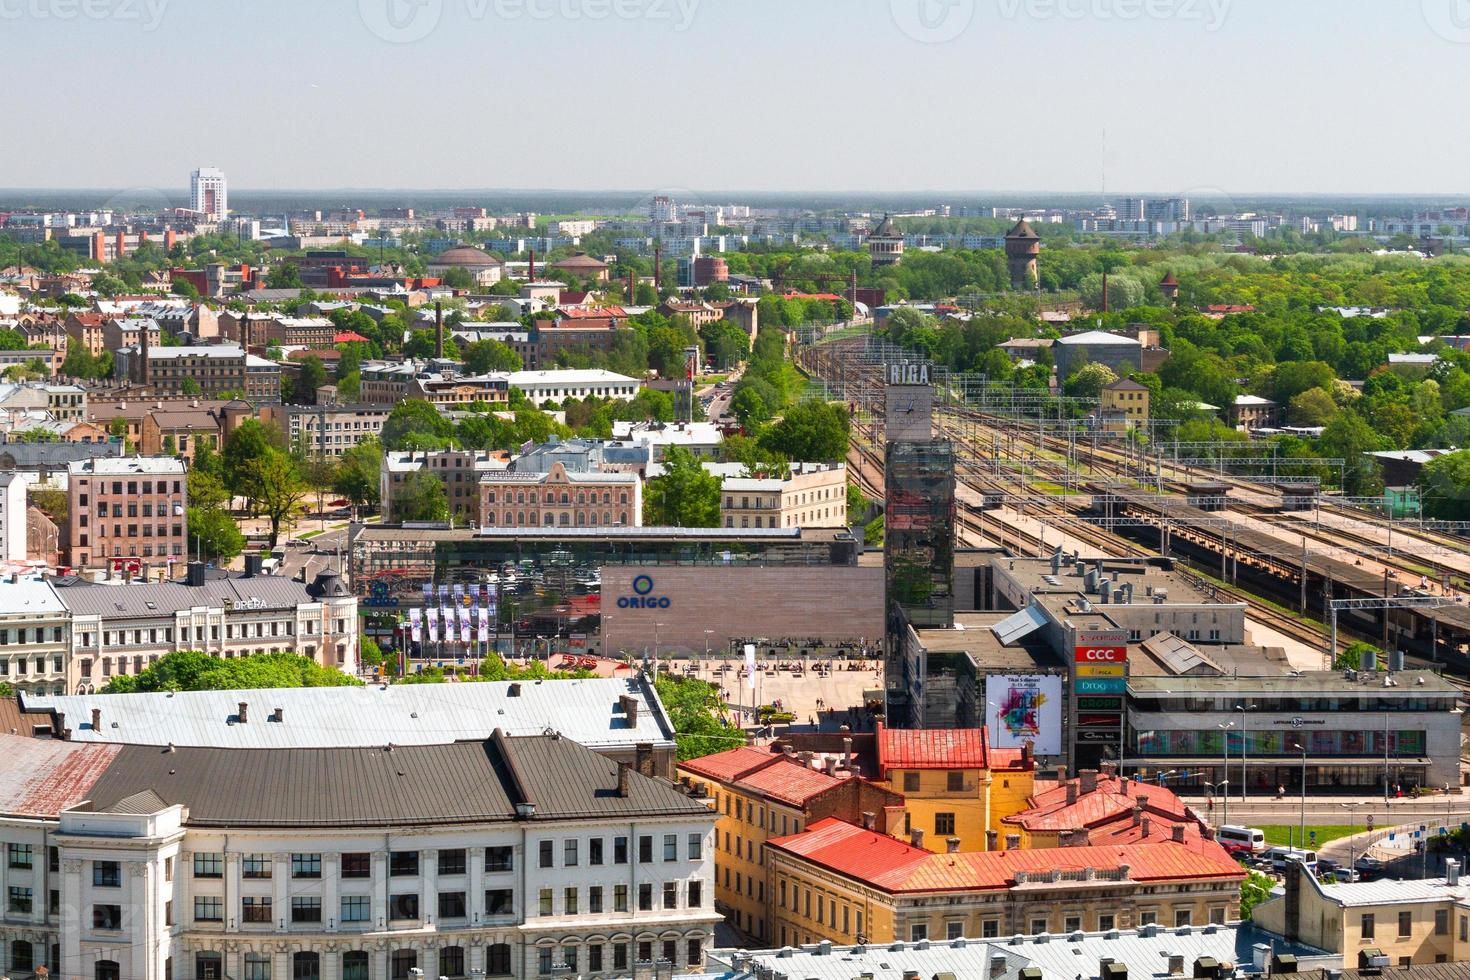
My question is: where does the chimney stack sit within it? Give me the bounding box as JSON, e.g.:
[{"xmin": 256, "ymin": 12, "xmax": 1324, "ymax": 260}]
[
  {"xmin": 1005, "ymin": 834, "xmax": 1020, "ymax": 851},
  {"xmin": 635, "ymin": 741, "xmax": 654, "ymax": 777},
  {"xmin": 1142, "ymin": 816, "xmax": 1152, "ymax": 837},
  {"xmin": 1066, "ymin": 782, "xmax": 1078, "ymax": 805},
  {"xmin": 237, "ymin": 701, "xmax": 248, "ymax": 723},
  {"xmin": 617, "ymin": 761, "xmax": 631, "ymax": 797},
  {"xmin": 434, "ymin": 301, "xmax": 444, "ymax": 360},
  {"xmin": 909, "ymin": 828, "xmax": 925, "ymax": 849},
  {"xmin": 1080, "ymin": 769, "xmax": 1099, "ymax": 794},
  {"xmin": 861, "ymin": 811, "xmax": 876, "ymax": 831},
  {"xmin": 1172, "ymin": 824, "xmax": 1186, "ymax": 843},
  {"xmin": 986, "ymin": 829, "xmax": 998, "ymax": 851},
  {"xmin": 90, "ymin": 708, "xmax": 101, "ymax": 731},
  {"xmin": 946, "ymin": 837, "xmax": 961, "ymax": 854},
  {"xmin": 1450, "ymin": 859, "xmax": 1461, "ymax": 886}
]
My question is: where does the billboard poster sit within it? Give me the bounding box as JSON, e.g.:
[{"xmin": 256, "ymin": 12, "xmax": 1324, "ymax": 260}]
[
  {"xmin": 984, "ymin": 674, "xmax": 1063, "ymax": 756},
  {"xmin": 409, "ymin": 608, "xmax": 422, "ymax": 643},
  {"xmin": 425, "ymin": 607, "xmax": 438, "ymax": 642}
]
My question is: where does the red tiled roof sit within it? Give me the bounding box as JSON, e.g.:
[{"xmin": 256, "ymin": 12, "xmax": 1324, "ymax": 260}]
[
  {"xmin": 769, "ymin": 817, "xmax": 1244, "ymax": 894},
  {"xmin": 1004, "ymin": 774, "xmax": 1191, "ymax": 832},
  {"xmin": 679, "ymin": 746, "xmax": 854, "ymax": 807},
  {"xmin": 876, "ymin": 722, "xmax": 989, "ymax": 772},
  {"xmin": 556, "ymin": 307, "xmax": 627, "ymax": 320},
  {"xmin": 334, "ymin": 331, "xmax": 369, "ymax": 344}
]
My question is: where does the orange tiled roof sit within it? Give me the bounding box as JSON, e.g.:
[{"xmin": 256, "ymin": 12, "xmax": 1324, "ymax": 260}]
[
  {"xmin": 1004, "ymin": 774, "xmax": 1191, "ymax": 832},
  {"xmin": 876, "ymin": 722, "xmax": 988, "ymax": 772},
  {"xmin": 679, "ymin": 746, "xmax": 854, "ymax": 808},
  {"xmin": 769, "ymin": 818, "xmax": 1244, "ymax": 894}
]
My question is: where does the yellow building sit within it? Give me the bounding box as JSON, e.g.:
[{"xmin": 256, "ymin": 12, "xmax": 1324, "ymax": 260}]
[
  {"xmin": 1100, "ymin": 376, "xmax": 1150, "ymax": 432},
  {"xmin": 1255, "ymin": 860, "xmax": 1470, "ymax": 967},
  {"xmin": 767, "ymin": 817, "xmax": 1246, "ymax": 948},
  {"xmin": 868, "ymin": 723, "xmax": 1035, "ymax": 853},
  {"xmin": 677, "ymin": 745, "xmax": 904, "ymax": 945}
]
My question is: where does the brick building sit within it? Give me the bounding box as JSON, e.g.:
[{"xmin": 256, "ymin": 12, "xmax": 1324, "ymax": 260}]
[{"xmin": 66, "ymin": 456, "xmax": 187, "ymax": 573}]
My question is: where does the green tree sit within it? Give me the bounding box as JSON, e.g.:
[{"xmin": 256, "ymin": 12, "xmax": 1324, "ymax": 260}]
[
  {"xmin": 1063, "ymin": 362, "xmax": 1119, "ymax": 399},
  {"xmin": 395, "ymin": 470, "xmax": 451, "ymax": 522},
  {"xmin": 643, "ymin": 446, "xmax": 720, "ymax": 527},
  {"xmin": 462, "ymin": 339, "xmax": 523, "ymax": 374},
  {"xmin": 265, "ymin": 262, "xmax": 302, "ymax": 289},
  {"xmin": 188, "ymin": 507, "xmax": 246, "ymax": 563},
  {"xmin": 102, "ymin": 650, "xmax": 360, "ymax": 694},
  {"xmin": 730, "ymin": 386, "xmax": 770, "ymax": 425},
  {"xmin": 221, "ymin": 419, "xmax": 284, "ymax": 497},
  {"xmin": 333, "ymin": 438, "xmax": 383, "ymax": 512},
  {"xmin": 1419, "ymin": 450, "xmax": 1470, "ymax": 521},
  {"xmin": 652, "ymin": 673, "xmax": 744, "ymax": 760},
  {"xmin": 381, "ymin": 399, "xmax": 453, "ymax": 450},
  {"xmin": 758, "ymin": 401, "xmax": 850, "ymax": 462},
  {"xmin": 360, "ymin": 636, "xmax": 387, "ymax": 672},
  {"xmin": 1239, "ymin": 868, "xmax": 1275, "ymax": 919},
  {"xmin": 1287, "ymin": 388, "xmax": 1339, "ymax": 427},
  {"xmin": 295, "ymin": 355, "xmax": 327, "ymax": 404},
  {"xmin": 243, "ymin": 448, "xmax": 306, "ymax": 547}
]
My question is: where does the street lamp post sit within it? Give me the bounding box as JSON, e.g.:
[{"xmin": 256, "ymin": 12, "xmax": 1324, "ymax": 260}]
[
  {"xmin": 1236, "ymin": 703, "xmax": 1255, "ymax": 803},
  {"xmin": 1217, "ymin": 721, "xmax": 1235, "ymax": 826},
  {"xmin": 703, "ymin": 629, "xmax": 714, "ymax": 664},
  {"xmin": 1294, "ymin": 742, "xmax": 1308, "ymax": 854},
  {"xmin": 1341, "ymin": 802, "xmax": 1363, "ymax": 879}
]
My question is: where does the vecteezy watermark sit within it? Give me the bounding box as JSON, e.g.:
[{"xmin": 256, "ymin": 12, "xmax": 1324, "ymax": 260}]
[
  {"xmin": 890, "ymin": 0, "xmax": 976, "ymax": 43},
  {"xmin": 359, "ymin": 0, "xmax": 698, "ymax": 44},
  {"xmin": 998, "ymin": 0, "xmax": 1230, "ymax": 31},
  {"xmin": 0, "ymin": 0, "xmax": 168, "ymax": 30},
  {"xmin": 1422, "ymin": 0, "xmax": 1470, "ymax": 43}
]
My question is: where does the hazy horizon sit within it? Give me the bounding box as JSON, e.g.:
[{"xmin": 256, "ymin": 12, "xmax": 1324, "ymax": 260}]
[{"xmin": 3, "ymin": 0, "xmax": 1470, "ymax": 196}]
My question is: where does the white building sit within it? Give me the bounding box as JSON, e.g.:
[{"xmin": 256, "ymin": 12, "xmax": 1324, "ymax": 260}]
[
  {"xmin": 190, "ymin": 167, "xmax": 228, "ymax": 220},
  {"xmin": 506, "ymin": 370, "xmax": 641, "ymax": 407},
  {"xmin": 0, "ymin": 725, "xmax": 718, "ymax": 980},
  {"xmin": 0, "ymin": 471, "xmax": 27, "ymax": 562},
  {"xmin": 48, "ymin": 564, "xmax": 359, "ymax": 692},
  {"xmin": 611, "ymin": 420, "xmax": 724, "ymax": 460},
  {"xmin": 0, "ymin": 576, "xmax": 70, "ymax": 696}
]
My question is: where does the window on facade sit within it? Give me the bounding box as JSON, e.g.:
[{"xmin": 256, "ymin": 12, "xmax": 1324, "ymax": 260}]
[
  {"xmin": 242, "ymin": 854, "xmax": 271, "ymax": 879},
  {"xmin": 1099, "ymin": 913, "xmax": 1116, "ymax": 931},
  {"xmin": 903, "ymin": 772, "xmax": 920, "ymax": 792},
  {"xmin": 638, "ymin": 882, "xmax": 653, "ymax": 911},
  {"xmin": 947, "ymin": 770, "xmax": 966, "ymax": 791},
  {"xmin": 339, "ymin": 896, "xmax": 369, "ymax": 923},
  {"xmin": 388, "ymin": 894, "xmax": 418, "ymax": 920},
  {"xmin": 613, "ymin": 943, "xmax": 629, "ymax": 971},
  {"xmin": 690, "ymin": 881, "xmax": 702, "ymax": 907},
  {"xmin": 935, "ymin": 812, "xmax": 956, "ymax": 835},
  {"xmin": 614, "ymin": 884, "xmax": 628, "ymax": 912},
  {"xmin": 589, "ymin": 886, "xmax": 603, "ymax": 913},
  {"xmin": 93, "ymin": 904, "xmax": 122, "ymax": 930},
  {"xmin": 637, "ymin": 941, "xmax": 653, "ymax": 964},
  {"xmin": 639, "ymin": 835, "xmax": 653, "ymax": 862},
  {"xmin": 437, "ymin": 848, "xmax": 466, "ymax": 876},
  {"xmin": 389, "ymin": 851, "xmax": 418, "ymax": 877},
  {"xmin": 564, "ymin": 887, "xmax": 578, "ymax": 915},
  {"xmin": 486, "ymin": 889, "xmax": 513, "ymax": 915},
  {"xmin": 5, "ymin": 886, "xmax": 30, "ymax": 915},
  {"xmin": 588, "ymin": 837, "xmax": 603, "ymax": 865},
  {"xmin": 292, "ymin": 953, "xmax": 320, "ymax": 980},
  {"xmin": 663, "ymin": 882, "xmax": 677, "ymax": 909},
  {"xmin": 7, "ymin": 843, "xmax": 32, "ymax": 869},
  {"xmin": 1400, "ymin": 911, "xmax": 1413, "ymax": 937},
  {"xmin": 664, "ymin": 834, "xmax": 678, "ymax": 861},
  {"xmin": 614, "ymin": 836, "xmax": 628, "ymax": 864},
  {"xmin": 93, "ymin": 860, "xmax": 121, "ymax": 887},
  {"xmin": 485, "ymin": 846, "xmax": 513, "ymax": 872},
  {"xmin": 1030, "ymin": 918, "xmax": 1048, "ymax": 935},
  {"xmin": 538, "ymin": 840, "xmax": 554, "ymax": 868},
  {"xmin": 538, "ymin": 888, "xmax": 553, "ymax": 916},
  {"xmin": 242, "ymin": 897, "xmax": 272, "ymax": 923},
  {"xmin": 1175, "ymin": 910, "xmax": 1193, "ymax": 927},
  {"xmin": 440, "ymin": 946, "xmax": 465, "ymax": 978},
  {"xmin": 563, "ymin": 839, "xmax": 578, "ymax": 867},
  {"xmin": 486, "ymin": 944, "xmax": 512, "ymax": 976},
  {"xmin": 194, "ymin": 897, "xmax": 222, "ymax": 923},
  {"xmin": 438, "ymin": 892, "xmax": 466, "ymax": 919},
  {"xmin": 196, "ymin": 953, "xmax": 223, "ymax": 980},
  {"xmin": 390, "ymin": 950, "xmax": 416, "ymax": 980},
  {"xmin": 96, "ymin": 962, "xmax": 121, "ymax": 980},
  {"xmin": 688, "ymin": 833, "xmax": 703, "ymax": 860},
  {"xmin": 291, "ymin": 853, "xmax": 322, "ymax": 879},
  {"xmin": 292, "ymin": 897, "xmax": 322, "ymax": 923},
  {"xmin": 194, "ymin": 852, "xmax": 223, "ymax": 878}
]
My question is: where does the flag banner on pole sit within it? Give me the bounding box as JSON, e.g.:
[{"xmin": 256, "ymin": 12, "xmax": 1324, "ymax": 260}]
[
  {"xmin": 425, "ymin": 607, "xmax": 438, "ymax": 642},
  {"xmin": 744, "ymin": 643, "xmax": 757, "ymax": 690},
  {"xmin": 458, "ymin": 606, "xmax": 471, "ymax": 643},
  {"xmin": 453, "ymin": 583, "xmax": 464, "ymax": 604},
  {"xmin": 437, "ymin": 584, "xmax": 449, "ymax": 603},
  {"xmin": 409, "ymin": 608, "xmax": 422, "ymax": 643},
  {"xmin": 477, "ymin": 607, "xmax": 489, "ymax": 643},
  {"xmin": 441, "ymin": 607, "xmax": 453, "ymax": 641},
  {"xmin": 422, "ymin": 583, "xmax": 433, "ymax": 606}
]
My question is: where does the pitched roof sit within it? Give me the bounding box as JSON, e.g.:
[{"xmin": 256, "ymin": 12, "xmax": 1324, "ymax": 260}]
[
  {"xmin": 1105, "ymin": 378, "xmax": 1149, "ymax": 391},
  {"xmin": 769, "ymin": 818, "xmax": 1244, "ymax": 894},
  {"xmin": 1005, "ymin": 218, "xmax": 1039, "ymax": 240},
  {"xmin": 0, "ymin": 734, "xmax": 120, "ymax": 818},
  {"xmin": 1003, "ymin": 772, "xmax": 1192, "ymax": 833},
  {"xmin": 79, "ymin": 731, "xmax": 708, "ymax": 828},
  {"xmin": 1056, "ymin": 330, "xmax": 1141, "ymax": 346},
  {"xmin": 551, "ymin": 253, "xmax": 608, "ymax": 269},
  {"xmin": 679, "ymin": 746, "xmax": 855, "ymax": 807},
  {"xmin": 877, "ymin": 722, "xmax": 989, "ymax": 772}
]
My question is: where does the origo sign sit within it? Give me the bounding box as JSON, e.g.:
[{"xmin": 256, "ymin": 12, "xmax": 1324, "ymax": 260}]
[{"xmin": 615, "ymin": 574, "xmax": 671, "ymax": 610}]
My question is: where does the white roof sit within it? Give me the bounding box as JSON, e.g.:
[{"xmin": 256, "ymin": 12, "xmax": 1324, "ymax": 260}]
[
  {"xmin": 1318, "ymin": 875, "xmax": 1470, "ymax": 907},
  {"xmin": 0, "ymin": 578, "xmax": 65, "ymax": 616},
  {"xmin": 67, "ymin": 456, "xmax": 186, "ymax": 476},
  {"xmin": 22, "ymin": 675, "xmax": 676, "ymax": 751},
  {"xmin": 507, "ymin": 369, "xmax": 640, "ymax": 387},
  {"xmin": 1234, "ymin": 394, "xmax": 1275, "ymax": 406},
  {"xmin": 143, "ymin": 344, "xmax": 244, "ymax": 359},
  {"xmin": 991, "ymin": 603, "xmax": 1050, "ymax": 645},
  {"xmin": 1055, "ymin": 330, "xmax": 1140, "ymax": 346},
  {"xmin": 611, "ymin": 421, "xmax": 724, "ymax": 446}
]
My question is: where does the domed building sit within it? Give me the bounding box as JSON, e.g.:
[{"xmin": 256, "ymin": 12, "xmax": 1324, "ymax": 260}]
[
  {"xmin": 427, "ymin": 243, "xmax": 504, "ymax": 287},
  {"xmin": 867, "ymin": 214, "xmax": 904, "ymax": 267}
]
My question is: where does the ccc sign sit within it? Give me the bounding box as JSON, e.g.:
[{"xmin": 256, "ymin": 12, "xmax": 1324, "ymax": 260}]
[{"xmin": 1073, "ymin": 646, "xmax": 1126, "ymax": 664}]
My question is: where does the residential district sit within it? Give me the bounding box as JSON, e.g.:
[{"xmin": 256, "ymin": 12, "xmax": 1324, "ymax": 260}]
[{"xmin": 10, "ymin": 177, "xmax": 1470, "ymax": 980}]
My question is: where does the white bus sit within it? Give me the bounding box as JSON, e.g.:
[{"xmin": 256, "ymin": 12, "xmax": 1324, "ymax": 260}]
[{"xmin": 1217, "ymin": 825, "xmax": 1266, "ymax": 856}]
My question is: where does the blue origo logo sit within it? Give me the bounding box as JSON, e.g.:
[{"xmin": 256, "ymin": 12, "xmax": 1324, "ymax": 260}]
[{"xmin": 618, "ymin": 575, "xmax": 669, "ymax": 609}]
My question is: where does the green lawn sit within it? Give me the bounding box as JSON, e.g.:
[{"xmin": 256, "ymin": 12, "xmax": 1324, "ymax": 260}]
[{"xmin": 1260, "ymin": 825, "xmax": 1358, "ymax": 848}]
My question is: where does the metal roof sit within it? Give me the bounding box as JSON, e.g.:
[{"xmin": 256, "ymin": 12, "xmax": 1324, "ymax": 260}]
[
  {"xmin": 0, "ymin": 734, "xmax": 119, "ymax": 818},
  {"xmin": 79, "ymin": 731, "xmax": 708, "ymax": 828},
  {"xmin": 716, "ymin": 925, "xmax": 1334, "ymax": 980},
  {"xmin": 23, "ymin": 675, "xmax": 676, "ymax": 751},
  {"xmin": 992, "ymin": 604, "xmax": 1050, "ymax": 646},
  {"xmin": 51, "ymin": 573, "xmax": 327, "ymax": 618}
]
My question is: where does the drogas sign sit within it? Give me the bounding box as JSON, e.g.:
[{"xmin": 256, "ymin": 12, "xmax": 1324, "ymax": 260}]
[{"xmin": 616, "ymin": 574, "xmax": 671, "ymax": 610}]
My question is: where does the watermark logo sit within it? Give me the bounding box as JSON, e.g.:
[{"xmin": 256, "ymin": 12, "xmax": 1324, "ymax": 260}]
[
  {"xmin": 0, "ymin": 0, "xmax": 170, "ymax": 31},
  {"xmin": 890, "ymin": 0, "xmax": 975, "ymax": 43},
  {"xmin": 1422, "ymin": 0, "xmax": 1470, "ymax": 43},
  {"xmin": 997, "ymin": 0, "xmax": 1230, "ymax": 31},
  {"xmin": 359, "ymin": 0, "xmax": 443, "ymax": 43},
  {"xmin": 360, "ymin": 0, "xmax": 699, "ymax": 42}
]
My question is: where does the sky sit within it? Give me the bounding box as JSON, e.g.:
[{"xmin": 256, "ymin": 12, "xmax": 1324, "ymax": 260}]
[{"xmin": 1, "ymin": 0, "xmax": 1466, "ymax": 196}]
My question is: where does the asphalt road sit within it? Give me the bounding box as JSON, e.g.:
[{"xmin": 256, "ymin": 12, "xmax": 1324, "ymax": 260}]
[{"xmin": 281, "ymin": 525, "xmax": 349, "ymax": 580}]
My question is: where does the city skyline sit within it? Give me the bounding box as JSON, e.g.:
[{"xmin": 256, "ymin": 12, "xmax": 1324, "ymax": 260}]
[{"xmin": 2, "ymin": 0, "xmax": 1470, "ymax": 194}]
